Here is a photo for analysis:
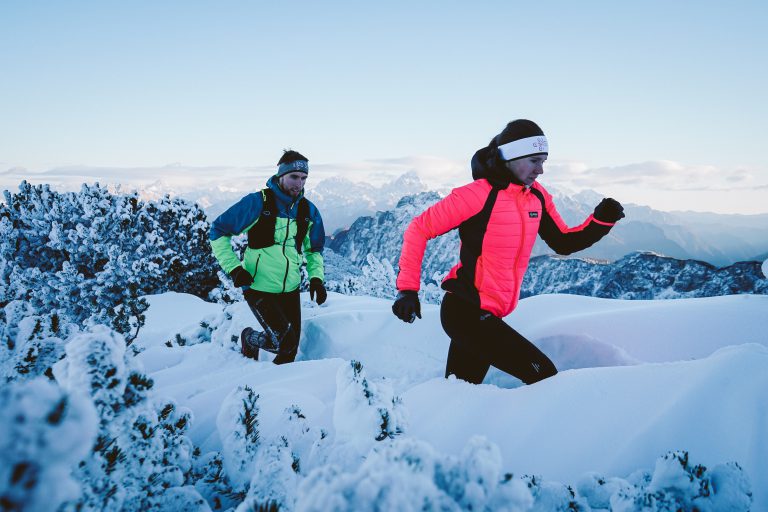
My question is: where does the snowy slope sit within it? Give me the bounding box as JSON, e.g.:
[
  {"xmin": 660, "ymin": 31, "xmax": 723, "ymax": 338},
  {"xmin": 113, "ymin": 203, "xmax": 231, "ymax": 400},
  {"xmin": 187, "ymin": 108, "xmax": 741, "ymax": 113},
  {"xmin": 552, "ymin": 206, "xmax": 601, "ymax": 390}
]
[{"xmin": 133, "ymin": 292, "xmax": 768, "ymax": 509}]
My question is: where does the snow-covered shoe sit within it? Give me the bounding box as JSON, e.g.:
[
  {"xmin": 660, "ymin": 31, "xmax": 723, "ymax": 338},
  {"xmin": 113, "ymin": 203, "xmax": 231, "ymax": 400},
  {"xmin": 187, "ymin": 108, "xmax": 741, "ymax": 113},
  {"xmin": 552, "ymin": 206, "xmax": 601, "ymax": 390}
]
[
  {"xmin": 240, "ymin": 327, "xmax": 259, "ymax": 360},
  {"xmin": 241, "ymin": 327, "xmax": 280, "ymax": 357}
]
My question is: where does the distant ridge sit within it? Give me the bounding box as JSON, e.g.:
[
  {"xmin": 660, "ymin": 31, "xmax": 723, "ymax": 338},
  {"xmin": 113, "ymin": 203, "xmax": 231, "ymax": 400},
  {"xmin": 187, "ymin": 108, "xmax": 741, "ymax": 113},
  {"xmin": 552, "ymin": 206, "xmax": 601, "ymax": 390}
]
[{"xmin": 327, "ymin": 190, "xmax": 768, "ymax": 299}]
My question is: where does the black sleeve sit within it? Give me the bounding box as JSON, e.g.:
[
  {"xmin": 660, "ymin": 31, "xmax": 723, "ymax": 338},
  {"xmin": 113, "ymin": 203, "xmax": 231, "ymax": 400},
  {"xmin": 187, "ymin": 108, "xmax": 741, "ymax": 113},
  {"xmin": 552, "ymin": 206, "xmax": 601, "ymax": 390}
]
[{"xmin": 530, "ymin": 188, "xmax": 613, "ymax": 256}]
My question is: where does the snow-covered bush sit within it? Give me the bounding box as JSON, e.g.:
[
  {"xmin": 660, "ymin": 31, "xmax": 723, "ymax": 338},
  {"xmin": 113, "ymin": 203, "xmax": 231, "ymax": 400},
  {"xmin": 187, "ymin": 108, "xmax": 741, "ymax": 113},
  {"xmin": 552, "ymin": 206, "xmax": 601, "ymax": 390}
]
[
  {"xmin": 0, "ymin": 378, "xmax": 97, "ymax": 512},
  {"xmin": 322, "ymin": 251, "xmax": 445, "ymax": 304},
  {"xmin": 320, "ymin": 253, "xmax": 396, "ymax": 299},
  {"xmin": 334, "ymin": 360, "xmax": 406, "ymax": 446},
  {"xmin": 294, "ymin": 436, "xmax": 534, "ymax": 512},
  {"xmin": 0, "ymin": 181, "xmax": 218, "ymax": 349},
  {"xmin": 608, "ymin": 450, "xmax": 752, "ymax": 512},
  {"xmin": 240, "ymin": 405, "xmax": 330, "ymax": 511},
  {"xmin": 190, "ymin": 450, "xmax": 241, "ymax": 511},
  {"xmin": 576, "ymin": 472, "xmax": 633, "ymax": 510},
  {"xmin": 522, "ymin": 474, "xmax": 589, "ymax": 511},
  {"xmin": 211, "ymin": 361, "xmax": 410, "ymax": 511},
  {"xmin": 216, "ymin": 390, "xmax": 331, "ymax": 511},
  {"xmin": 53, "ymin": 326, "xmax": 204, "ymax": 510},
  {"xmin": 0, "ymin": 300, "xmax": 76, "ymax": 382},
  {"xmin": 217, "ymin": 385, "xmax": 261, "ymax": 492}
]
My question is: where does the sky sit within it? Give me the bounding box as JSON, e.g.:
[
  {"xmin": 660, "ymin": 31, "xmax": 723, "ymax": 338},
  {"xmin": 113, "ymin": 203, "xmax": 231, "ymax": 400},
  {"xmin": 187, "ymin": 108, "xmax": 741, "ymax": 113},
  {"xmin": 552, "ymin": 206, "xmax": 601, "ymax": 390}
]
[{"xmin": 1, "ymin": 0, "xmax": 767, "ymax": 214}]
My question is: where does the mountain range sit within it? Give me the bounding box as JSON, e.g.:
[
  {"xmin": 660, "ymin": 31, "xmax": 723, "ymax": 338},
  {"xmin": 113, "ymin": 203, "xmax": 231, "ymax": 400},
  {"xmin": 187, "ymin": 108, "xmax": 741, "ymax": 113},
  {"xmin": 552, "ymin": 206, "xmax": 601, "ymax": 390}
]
[
  {"xmin": 322, "ymin": 175, "xmax": 768, "ymax": 267},
  {"xmin": 118, "ymin": 170, "xmax": 768, "ymax": 267},
  {"xmin": 326, "ymin": 189, "xmax": 768, "ymax": 299}
]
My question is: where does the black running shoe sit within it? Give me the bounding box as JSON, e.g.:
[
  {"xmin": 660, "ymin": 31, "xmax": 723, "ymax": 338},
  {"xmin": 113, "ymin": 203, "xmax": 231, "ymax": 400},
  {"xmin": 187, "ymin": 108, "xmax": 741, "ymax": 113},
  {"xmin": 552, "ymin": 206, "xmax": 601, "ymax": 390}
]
[{"xmin": 240, "ymin": 327, "xmax": 259, "ymax": 360}]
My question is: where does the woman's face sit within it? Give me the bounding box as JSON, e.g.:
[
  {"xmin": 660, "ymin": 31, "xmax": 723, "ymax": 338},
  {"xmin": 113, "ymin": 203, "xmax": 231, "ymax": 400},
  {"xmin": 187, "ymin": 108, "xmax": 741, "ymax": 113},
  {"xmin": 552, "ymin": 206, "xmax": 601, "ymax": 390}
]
[{"xmin": 504, "ymin": 155, "xmax": 547, "ymax": 186}]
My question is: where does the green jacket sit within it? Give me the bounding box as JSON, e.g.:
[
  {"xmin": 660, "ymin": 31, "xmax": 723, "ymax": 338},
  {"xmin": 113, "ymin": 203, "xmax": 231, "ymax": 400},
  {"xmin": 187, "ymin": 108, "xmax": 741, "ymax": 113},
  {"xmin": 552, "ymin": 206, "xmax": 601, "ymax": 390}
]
[{"xmin": 209, "ymin": 177, "xmax": 325, "ymax": 293}]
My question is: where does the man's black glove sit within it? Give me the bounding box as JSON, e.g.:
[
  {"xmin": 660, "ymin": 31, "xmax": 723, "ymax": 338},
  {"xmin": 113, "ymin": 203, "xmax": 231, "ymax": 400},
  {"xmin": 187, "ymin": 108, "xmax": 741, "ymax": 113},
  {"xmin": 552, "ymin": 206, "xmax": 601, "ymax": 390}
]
[
  {"xmin": 593, "ymin": 198, "xmax": 625, "ymax": 223},
  {"xmin": 309, "ymin": 278, "xmax": 327, "ymax": 305},
  {"xmin": 230, "ymin": 266, "xmax": 254, "ymax": 288},
  {"xmin": 392, "ymin": 291, "xmax": 421, "ymax": 323}
]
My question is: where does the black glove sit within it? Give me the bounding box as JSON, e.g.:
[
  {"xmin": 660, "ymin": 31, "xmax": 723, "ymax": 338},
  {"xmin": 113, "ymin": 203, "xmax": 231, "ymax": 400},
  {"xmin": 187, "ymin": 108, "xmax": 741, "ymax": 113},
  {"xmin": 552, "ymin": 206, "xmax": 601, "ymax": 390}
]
[
  {"xmin": 230, "ymin": 266, "xmax": 254, "ymax": 288},
  {"xmin": 392, "ymin": 291, "xmax": 421, "ymax": 323},
  {"xmin": 593, "ymin": 198, "xmax": 625, "ymax": 223},
  {"xmin": 309, "ymin": 278, "xmax": 327, "ymax": 305}
]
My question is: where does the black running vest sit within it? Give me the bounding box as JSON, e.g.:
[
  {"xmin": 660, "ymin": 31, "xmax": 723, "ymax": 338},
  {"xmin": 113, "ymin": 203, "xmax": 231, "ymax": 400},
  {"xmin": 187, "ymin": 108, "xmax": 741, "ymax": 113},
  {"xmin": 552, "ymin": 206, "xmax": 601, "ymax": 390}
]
[{"xmin": 247, "ymin": 189, "xmax": 310, "ymax": 253}]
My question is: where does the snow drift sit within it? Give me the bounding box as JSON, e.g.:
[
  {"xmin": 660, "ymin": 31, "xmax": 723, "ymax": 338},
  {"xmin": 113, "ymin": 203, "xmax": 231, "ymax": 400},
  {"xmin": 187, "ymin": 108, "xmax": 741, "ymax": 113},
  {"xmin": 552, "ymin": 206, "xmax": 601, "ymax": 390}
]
[{"xmin": 130, "ymin": 291, "xmax": 767, "ymax": 510}]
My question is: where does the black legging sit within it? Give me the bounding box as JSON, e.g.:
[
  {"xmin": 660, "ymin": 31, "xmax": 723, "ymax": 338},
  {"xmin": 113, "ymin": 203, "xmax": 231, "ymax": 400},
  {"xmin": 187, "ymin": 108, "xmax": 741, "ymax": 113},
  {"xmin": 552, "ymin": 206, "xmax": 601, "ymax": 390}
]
[
  {"xmin": 440, "ymin": 292, "xmax": 557, "ymax": 385},
  {"xmin": 243, "ymin": 288, "xmax": 301, "ymax": 364}
]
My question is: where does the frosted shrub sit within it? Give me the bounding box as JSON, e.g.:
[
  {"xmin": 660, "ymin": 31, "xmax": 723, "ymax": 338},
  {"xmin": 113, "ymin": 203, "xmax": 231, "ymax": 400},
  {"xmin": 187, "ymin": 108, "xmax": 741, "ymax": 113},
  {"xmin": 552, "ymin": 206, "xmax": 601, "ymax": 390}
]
[
  {"xmin": 0, "ymin": 301, "xmax": 74, "ymax": 383},
  {"xmin": 0, "ymin": 181, "xmax": 218, "ymax": 352},
  {"xmin": 53, "ymin": 326, "xmax": 202, "ymax": 510},
  {"xmin": 217, "ymin": 385, "xmax": 261, "ymax": 492},
  {"xmin": 334, "ymin": 360, "xmax": 406, "ymax": 448},
  {"xmin": 165, "ymin": 315, "xmax": 218, "ymax": 348},
  {"xmin": 240, "ymin": 405, "xmax": 330, "ymax": 512},
  {"xmin": 576, "ymin": 472, "xmax": 633, "ymax": 510},
  {"xmin": 295, "ymin": 436, "xmax": 533, "ymax": 512},
  {"xmin": 0, "ymin": 378, "xmax": 97, "ymax": 512},
  {"xmin": 190, "ymin": 450, "xmax": 244, "ymax": 511},
  {"xmin": 240, "ymin": 437, "xmax": 298, "ymax": 511},
  {"xmin": 277, "ymin": 405, "xmax": 330, "ymax": 476},
  {"xmin": 522, "ymin": 474, "xmax": 589, "ymax": 511},
  {"xmin": 609, "ymin": 450, "xmax": 752, "ymax": 512},
  {"xmin": 322, "ymin": 251, "xmax": 446, "ymax": 304}
]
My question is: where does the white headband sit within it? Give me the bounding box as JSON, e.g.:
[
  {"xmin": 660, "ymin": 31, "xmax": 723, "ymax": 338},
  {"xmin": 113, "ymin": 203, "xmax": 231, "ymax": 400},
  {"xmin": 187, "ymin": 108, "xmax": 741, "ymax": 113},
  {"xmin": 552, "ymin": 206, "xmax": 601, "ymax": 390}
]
[{"xmin": 498, "ymin": 136, "xmax": 549, "ymax": 161}]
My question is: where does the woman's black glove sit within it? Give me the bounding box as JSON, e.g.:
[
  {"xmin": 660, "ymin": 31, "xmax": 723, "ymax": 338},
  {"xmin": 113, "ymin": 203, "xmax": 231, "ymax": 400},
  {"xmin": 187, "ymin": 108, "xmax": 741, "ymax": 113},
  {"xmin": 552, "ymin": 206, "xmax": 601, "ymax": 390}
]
[
  {"xmin": 593, "ymin": 198, "xmax": 625, "ymax": 223},
  {"xmin": 392, "ymin": 291, "xmax": 421, "ymax": 323},
  {"xmin": 309, "ymin": 278, "xmax": 327, "ymax": 305},
  {"xmin": 229, "ymin": 266, "xmax": 254, "ymax": 288}
]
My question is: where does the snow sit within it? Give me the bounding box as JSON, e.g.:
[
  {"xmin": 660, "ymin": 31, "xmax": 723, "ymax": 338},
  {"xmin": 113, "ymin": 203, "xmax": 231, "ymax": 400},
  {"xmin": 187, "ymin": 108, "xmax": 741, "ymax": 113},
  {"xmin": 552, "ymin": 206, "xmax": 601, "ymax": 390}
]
[
  {"xmin": 138, "ymin": 292, "xmax": 221, "ymax": 348},
  {"xmin": 506, "ymin": 294, "xmax": 766, "ymax": 364},
  {"xmin": 405, "ymin": 345, "xmax": 767, "ymax": 485},
  {"xmin": 131, "ymin": 291, "xmax": 768, "ymax": 509},
  {"xmin": 762, "ymin": 257, "xmax": 768, "ymax": 278}
]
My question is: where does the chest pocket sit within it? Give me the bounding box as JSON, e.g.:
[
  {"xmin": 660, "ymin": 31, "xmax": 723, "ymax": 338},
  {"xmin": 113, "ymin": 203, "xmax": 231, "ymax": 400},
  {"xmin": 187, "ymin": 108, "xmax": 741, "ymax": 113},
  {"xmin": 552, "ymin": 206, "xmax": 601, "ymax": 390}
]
[
  {"xmin": 527, "ymin": 188, "xmax": 547, "ymax": 229},
  {"xmin": 248, "ymin": 189, "xmax": 310, "ymax": 253}
]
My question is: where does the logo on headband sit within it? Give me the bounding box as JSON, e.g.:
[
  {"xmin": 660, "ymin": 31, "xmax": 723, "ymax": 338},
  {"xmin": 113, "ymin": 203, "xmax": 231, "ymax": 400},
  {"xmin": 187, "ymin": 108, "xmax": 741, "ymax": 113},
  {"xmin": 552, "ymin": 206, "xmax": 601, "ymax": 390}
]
[{"xmin": 532, "ymin": 137, "xmax": 548, "ymax": 152}]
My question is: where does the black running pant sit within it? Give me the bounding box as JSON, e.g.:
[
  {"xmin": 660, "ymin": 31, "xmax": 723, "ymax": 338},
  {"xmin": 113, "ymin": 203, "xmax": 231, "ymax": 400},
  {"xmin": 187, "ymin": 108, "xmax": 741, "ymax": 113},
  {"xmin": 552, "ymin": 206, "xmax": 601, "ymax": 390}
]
[
  {"xmin": 440, "ymin": 292, "xmax": 557, "ymax": 385},
  {"xmin": 243, "ymin": 288, "xmax": 301, "ymax": 365}
]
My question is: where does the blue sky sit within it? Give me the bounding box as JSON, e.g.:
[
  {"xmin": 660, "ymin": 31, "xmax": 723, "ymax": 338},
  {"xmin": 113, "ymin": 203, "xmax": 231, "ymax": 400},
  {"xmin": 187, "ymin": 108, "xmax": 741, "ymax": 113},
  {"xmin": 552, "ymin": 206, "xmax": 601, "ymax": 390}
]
[{"xmin": 1, "ymin": 1, "xmax": 767, "ymax": 213}]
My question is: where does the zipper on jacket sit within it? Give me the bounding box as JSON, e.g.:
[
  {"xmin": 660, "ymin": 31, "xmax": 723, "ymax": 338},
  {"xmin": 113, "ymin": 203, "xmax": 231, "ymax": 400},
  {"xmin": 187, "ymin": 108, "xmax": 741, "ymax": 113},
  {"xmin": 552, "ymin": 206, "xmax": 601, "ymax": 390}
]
[
  {"xmin": 280, "ymin": 201, "xmax": 296, "ymax": 292},
  {"xmin": 511, "ymin": 189, "xmax": 528, "ymax": 303}
]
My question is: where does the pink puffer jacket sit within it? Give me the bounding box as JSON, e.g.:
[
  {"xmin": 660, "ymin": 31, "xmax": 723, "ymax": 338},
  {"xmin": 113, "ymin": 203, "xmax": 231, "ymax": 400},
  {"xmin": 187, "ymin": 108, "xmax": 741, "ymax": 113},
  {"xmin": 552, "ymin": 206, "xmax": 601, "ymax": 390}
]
[{"xmin": 396, "ymin": 179, "xmax": 614, "ymax": 317}]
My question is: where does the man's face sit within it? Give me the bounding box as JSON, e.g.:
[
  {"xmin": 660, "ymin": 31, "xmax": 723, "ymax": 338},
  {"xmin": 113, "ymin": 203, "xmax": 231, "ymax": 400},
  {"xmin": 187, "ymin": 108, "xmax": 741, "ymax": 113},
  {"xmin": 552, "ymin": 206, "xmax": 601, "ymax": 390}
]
[
  {"xmin": 504, "ymin": 155, "xmax": 547, "ymax": 186},
  {"xmin": 278, "ymin": 171, "xmax": 308, "ymax": 199}
]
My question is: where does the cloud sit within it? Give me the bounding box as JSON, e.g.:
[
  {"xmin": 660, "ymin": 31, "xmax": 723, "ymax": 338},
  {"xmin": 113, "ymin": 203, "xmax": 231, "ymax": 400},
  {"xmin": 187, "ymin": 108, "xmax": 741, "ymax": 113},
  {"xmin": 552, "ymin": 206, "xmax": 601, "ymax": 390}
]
[
  {"xmin": 0, "ymin": 164, "xmax": 275, "ymax": 195},
  {"xmin": 1, "ymin": 165, "xmax": 32, "ymax": 176},
  {"xmin": 546, "ymin": 160, "xmax": 768, "ymax": 193},
  {"xmin": 3, "ymin": 157, "xmax": 766, "ymax": 214},
  {"xmin": 313, "ymin": 155, "xmax": 467, "ymax": 187}
]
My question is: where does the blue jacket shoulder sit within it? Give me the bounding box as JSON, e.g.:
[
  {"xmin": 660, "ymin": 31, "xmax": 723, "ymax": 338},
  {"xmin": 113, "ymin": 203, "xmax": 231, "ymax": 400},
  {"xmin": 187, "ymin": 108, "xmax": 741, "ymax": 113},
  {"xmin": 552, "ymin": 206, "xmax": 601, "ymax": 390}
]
[{"xmin": 209, "ymin": 192, "xmax": 264, "ymax": 240}]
